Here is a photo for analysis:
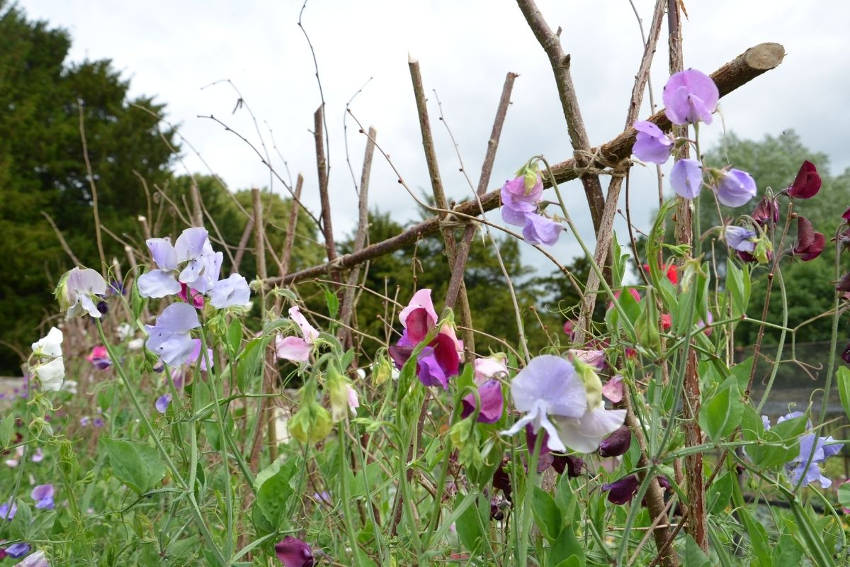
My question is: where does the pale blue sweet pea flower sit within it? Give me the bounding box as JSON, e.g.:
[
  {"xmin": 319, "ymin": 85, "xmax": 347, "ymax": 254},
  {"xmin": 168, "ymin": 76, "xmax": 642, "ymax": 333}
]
[
  {"xmin": 145, "ymin": 303, "xmax": 201, "ymax": 367},
  {"xmin": 725, "ymin": 226, "xmax": 757, "ymax": 252},
  {"xmin": 632, "ymin": 120, "xmax": 673, "ymax": 164},
  {"xmin": 138, "ymin": 227, "xmax": 223, "ymax": 298},
  {"xmin": 715, "ymin": 168, "xmax": 757, "ymax": 207},
  {"xmin": 55, "ymin": 267, "xmax": 107, "ymax": 318},
  {"xmin": 501, "ymin": 355, "xmax": 587, "ymax": 452},
  {"xmin": 522, "ymin": 213, "xmax": 561, "ymax": 246},
  {"xmin": 30, "ymin": 484, "xmax": 54, "ymax": 510},
  {"xmin": 155, "ymin": 394, "xmax": 172, "ymax": 414},
  {"xmin": 209, "ymin": 274, "xmax": 252, "ymax": 309},
  {"xmin": 670, "ymin": 158, "xmax": 703, "ymax": 199},
  {"xmin": 662, "ymin": 69, "xmax": 719, "ymax": 125}
]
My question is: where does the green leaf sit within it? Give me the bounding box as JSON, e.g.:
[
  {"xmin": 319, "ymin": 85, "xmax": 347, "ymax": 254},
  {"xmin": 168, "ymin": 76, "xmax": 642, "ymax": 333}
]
[
  {"xmin": 102, "ymin": 438, "xmax": 166, "ymax": 494},
  {"xmin": 227, "ymin": 318, "xmax": 243, "ymax": 355},
  {"xmin": 837, "ymin": 367, "xmax": 850, "ymax": 422},
  {"xmin": 0, "ymin": 414, "xmax": 15, "ymax": 449},
  {"xmin": 532, "ymin": 485, "xmax": 562, "ymax": 542},
  {"xmin": 726, "ymin": 261, "xmax": 750, "ymax": 319},
  {"xmin": 838, "ymin": 481, "xmax": 850, "ymax": 509},
  {"xmin": 698, "ymin": 384, "xmax": 743, "ymax": 441},
  {"xmin": 237, "ymin": 337, "xmax": 266, "ymax": 392},
  {"xmin": 684, "ymin": 534, "xmax": 711, "ymax": 567},
  {"xmin": 550, "ymin": 524, "xmax": 585, "ymax": 567},
  {"xmin": 323, "ymin": 285, "xmax": 339, "ymax": 319},
  {"xmin": 454, "ymin": 493, "xmax": 486, "ymax": 554},
  {"xmin": 738, "ymin": 507, "xmax": 771, "ymax": 566},
  {"xmin": 253, "ymin": 458, "xmax": 296, "ymax": 534}
]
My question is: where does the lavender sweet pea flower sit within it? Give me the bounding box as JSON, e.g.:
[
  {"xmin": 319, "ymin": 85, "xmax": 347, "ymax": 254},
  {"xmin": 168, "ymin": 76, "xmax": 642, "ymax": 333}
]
[
  {"xmin": 632, "ymin": 120, "xmax": 673, "ymax": 164},
  {"xmin": 274, "ymin": 536, "xmax": 314, "ymax": 567},
  {"xmin": 0, "ymin": 501, "xmax": 16, "ymax": 520},
  {"xmin": 31, "ymin": 484, "xmax": 54, "ymax": 510},
  {"xmin": 500, "ymin": 174, "xmax": 543, "ymax": 220},
  {"xmin": 155, "ymin": 394, "xmax": 172, "ymax": 414},
  {"xmin": 462, "ymin": 379, "xmax": 504, "ymax": 423},
  {"xmin": 522, "ymin": 213, "xmax": 561, "ymax": 246},
  {"xmin": 16, "ymin": 550, "xmax": 49, "ymax": 567},
  {"xmin": 670, "ymin": 158, "xmax": 703, "ymax": 199},
  {"xmin": 145, "ymin": 303, "xmax": 201, "ymax": 367},
  {"xmin": 501, "ymin": 355, "xmax": 587, "ymax": 452},
  {"xmin": 725, "ymin": 226, "xmax": 757, "ymax": 252},
  {"xmin": 137, "ymin": 228, "xmax": 223, "ymax": 298},
  {"xmin": 209, "ymin": 274, "xmax": 252, "ymax": 308},
  {"xmin": 6, "ymin": 543, "xmax": 31, "ymax": 558},
  {"xmin": 715, "ymin": 169, "xmax": 757, "ymax": 207},
  {"xmin": 662, "ymin": 69, "xmax": 719, "ymax": 125},
  {"xmin": 56, "ymin": 267, "xmax": 107, "ymax": 318}
]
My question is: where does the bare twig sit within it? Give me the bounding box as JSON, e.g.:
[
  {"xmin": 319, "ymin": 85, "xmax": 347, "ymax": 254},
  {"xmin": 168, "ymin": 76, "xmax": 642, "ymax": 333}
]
[
  {"xmin": 41, "ymin": 212, "xmax": 82, "ymax": 266},
  {"xmin": 314, "ymin": 106, "xmax": 338, "ymax": 264},
  {"xmin": 515, "ymin": 0, "xmax": 604, "ymax": 233},
  {"xmin": 78, "ymin": 101, "xmax": 107, "ymax": 273},
  {"xmin": 269, "ymin": 43, "xmax": 784, "ymax": 286}
]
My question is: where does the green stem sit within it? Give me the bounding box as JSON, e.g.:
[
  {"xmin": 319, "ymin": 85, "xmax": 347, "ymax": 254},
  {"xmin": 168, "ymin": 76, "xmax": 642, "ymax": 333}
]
[
  {"xmin": 517, "ymin": 431, "xmax": 544, "ymax": 567},
  {"xmin": 755, "ymin": 268, "xmax": 788, "ymax": 413}
]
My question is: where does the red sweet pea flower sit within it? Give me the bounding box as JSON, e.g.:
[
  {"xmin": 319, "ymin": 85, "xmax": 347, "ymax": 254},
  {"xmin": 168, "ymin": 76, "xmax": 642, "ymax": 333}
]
[
  {"xmin": 787, "ymin": 160, "xmax": 821, "ymax": 199},
  {"xmin": 792, "ymin": 216, "xmax": 825, "ymax": 261}
]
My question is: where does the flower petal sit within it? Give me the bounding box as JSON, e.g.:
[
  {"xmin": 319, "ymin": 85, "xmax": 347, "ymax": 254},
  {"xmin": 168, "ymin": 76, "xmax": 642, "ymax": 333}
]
[
  {"xmin": 138, "ymin": 270, "xmax": 182, "ymax": 298},
  {"xmin": 553, "ymin": 407, "xmax": 627, "ymax": 453},
  {"xmin": 274, "ymin": 336, "xmax": 312, "ymax": 362},
  {"xmin": 146, "ymin": 237, "xmax": 178, "ymax": 270}
]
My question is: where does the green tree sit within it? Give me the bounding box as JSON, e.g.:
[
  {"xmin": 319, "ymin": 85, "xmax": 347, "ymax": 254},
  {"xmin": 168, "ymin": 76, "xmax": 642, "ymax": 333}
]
[{"xmin": 0, "ymin": 2, "xmax": 177, "ymax": 372}]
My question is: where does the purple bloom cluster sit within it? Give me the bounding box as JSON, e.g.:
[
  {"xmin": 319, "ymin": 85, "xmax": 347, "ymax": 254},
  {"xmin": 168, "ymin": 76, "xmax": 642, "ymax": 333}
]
[{"xmin": 500, "ymin": 173, "xmax": 561, "ymax": 246}]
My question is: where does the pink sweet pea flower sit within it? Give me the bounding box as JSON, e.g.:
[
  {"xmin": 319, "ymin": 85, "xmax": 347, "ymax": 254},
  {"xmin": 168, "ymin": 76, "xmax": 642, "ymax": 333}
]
[
  {"xmin": 275, "ymin": 307, "xmax": 319, "ymax": 363},
  {"xmin": 86, "ymin": 345, "xmax": 111, "ymax": 369}
]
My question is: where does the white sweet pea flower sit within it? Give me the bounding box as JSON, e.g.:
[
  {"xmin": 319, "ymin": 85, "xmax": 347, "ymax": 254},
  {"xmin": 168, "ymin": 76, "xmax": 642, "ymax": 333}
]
[{"xmin": 30, "ymin": 327, "xmax": 65, "ymax": 392}]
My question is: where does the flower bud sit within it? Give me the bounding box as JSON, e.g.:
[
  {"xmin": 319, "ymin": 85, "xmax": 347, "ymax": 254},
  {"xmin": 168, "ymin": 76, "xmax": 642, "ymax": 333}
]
[{"xmin": 598, "ymin": 425, "xmax": 631, "ymax": 457}]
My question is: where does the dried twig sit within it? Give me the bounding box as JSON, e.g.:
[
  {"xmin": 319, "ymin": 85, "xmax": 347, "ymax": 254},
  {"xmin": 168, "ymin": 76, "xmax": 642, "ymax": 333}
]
[
  {"xmin": 41, "ymin": 211, "xmax": 82, "ymax": 266},
  {"xmin": 314, "ymin": 106, "xmax": 338, "ymax": 264},
  {"xmin": 78, "ymin": 101, "xmax": 107, "ymax": 273}
]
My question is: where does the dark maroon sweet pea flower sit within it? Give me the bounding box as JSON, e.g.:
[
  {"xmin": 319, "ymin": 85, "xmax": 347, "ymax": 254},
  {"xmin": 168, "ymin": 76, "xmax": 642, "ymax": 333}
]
[
  {"xmin": 787, "ymin": 160, "xmax": 821, "ymax": 199},
  {"xmin": 461, "ymin": 379, "xmax": 504, "ymax": 423},
  {"xmin": 493, "ymin": 458, "xmax": 512, "ymax": 502},
  {"xmin": 752, "ymin": 195, "xmax": 780, "ymax": 226},
  {"xmin": 598, "ymin": 425, "xmax": 632, "ymax": 458},
  {"xmin": 842, "ymin": 343, "xmax": 850, "ymax": 365},
  {"xmin": 525, "ymin": 425, "xmax": 583, "ymax": 477},
  {"xmin": 836, "ymin": 273, "xmax": 850, "ymax": 292},
  {"xmin": 793, "ymin": 216, "xmax": 825, "ymax": 261},
  {"xmin": 602, "ymin": 474, "xmax": 640, "ymax": 505},
  {"xmin": 274, "ymin": 536, "xmax": 314, "ymax": 567},
  {"xmin": 843, "ymin": 207, "xmax": 850, "ymax": 223},
  {"xmin": 553, "ymin": 454, "xmax": 584, "ymax": 478}
]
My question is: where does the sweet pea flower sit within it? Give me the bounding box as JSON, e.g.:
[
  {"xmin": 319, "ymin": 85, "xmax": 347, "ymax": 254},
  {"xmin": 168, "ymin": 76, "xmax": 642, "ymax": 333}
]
[
  {"xmin": 602, "ymin": 474, "xmax": 640, "ymax": 505},
  {"xmin": 752, "ymin": 195, "xmax": 779, "ymax": 226},
  {"xmin": 209, "ymin": 273, "xmax": 252, "ymax": 309},
  {"xmin": 642, "ymin": 263, "xmax": 678, "ymax": 285},
  {"xmin": 0, "ymin": 501, "xmax": 16, "ymax": 520},
  {"xmin": 500, "ymin": 173, "xmax": 543, "ymax": 222},
  {"xmin": 155, "ymin": 394, "xmax": 172, "ymax": 414},
  {"xmin": 763, "ymin": 412, "xmax": 841, "ymax": 488},
  {"xmin": 474, "ymin": 355, "xmax": 507, "ymax": 381},
  {"xmin": 274, "ymin": 536, "xmax": 314, "ymax": 567},
  {"xmin": 552, "ymin": 357, "xmax": 627, "ymax": 453},
  {"xmin": 632, "ymin": 120, "xmax": 673, "ymax": 164},
  {"xmin": 787, "ymin": 160, "xmax": 821, "ymax": 199},
  {"xmin": 55, "ymin": 267, "xmax": 107, "ymax": 319},
  {"xmin": 725, "ymin": 226, "xmax": 757, "ymax": 253},
  {"xmin": 792, "ymin": 216, "xmax": 825, "ymax": 261},
  {"xmin": 662, "ymin": 69, "xmax": 719, "ymax": 125},
  {"xmin": 137, "ymin": 227, "xmax": 223, "ymax": 298},
  {"xmin": 501, "ymin": 355, "xmax": 587, "ymax": 452},
  {"xmin": 30, "ymin": 485, "xmax": 54, "ymax": 510},
  {"xmin": 178, "ymin": 284, "xmax": 205, "ymax": 309},
  {"xmin": 6, "ymin": 543, "xmax": 30, "ymax": 559},
  {"xmin": 275, "ymin": 307, "xmax": 319, "ymax": 363},
  {"xmin": 30, "ymin": 328, "xmax": 64, "ymax": 392},
  {"xmin": 462, "ymin": 379, "xmax": 504, "ymax": 424},
  {"xmin": 598, "ymin": 425, "xmax": 631, "ymax": 457},
  {"xmin": 526, "ymin": 425, "xmax": 584, "ymax": 477},
  {"xmin": 602, "ymin": 375, "xmax": 624, "ymax": 403},
  {"xmin": 389, "ymin": 290, "xmax": 462, "ymax": 389},
  {"xmin": 85, "ymin": 345, "xmax": 111, "ymax": 369},
  {"xmin": 715, "ymin": 169, "xmax": 757, "ymax": 207},
  {"xmin": 522, "ymin": 213, "xmax": 561, "ymax": 246},
  {"xmin": 145, "ymin": 303, "xmax": 201, "ymax": 367},
  {"xmin": 16, "ymin": 550, "xmax": 49, "ymax": 567},
  {"xmin": 670, "ymin": 158, "xmax": 703, "ymax": 199}
]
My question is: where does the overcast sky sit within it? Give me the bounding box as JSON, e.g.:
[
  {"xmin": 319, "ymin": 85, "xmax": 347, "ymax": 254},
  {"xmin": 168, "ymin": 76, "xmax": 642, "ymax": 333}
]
[{"xmin": 17, "ymin": 0, "xmax": 850, "ymax": 272}]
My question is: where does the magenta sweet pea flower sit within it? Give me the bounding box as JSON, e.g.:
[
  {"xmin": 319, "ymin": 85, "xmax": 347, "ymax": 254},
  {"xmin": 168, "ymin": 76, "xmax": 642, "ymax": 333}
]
[
  {"xmin": 525, "ymin": 425, "xmax": 584, "ymax": 477},
  {"xmin": 145, "ymin": 303, "xmax": 201, "ymax": 367},
  {"xmin": 715, "ymin": 169, "xmax": 757, "ymax": 207},
  {"xmin": 662, "ymin": 69, "xmax": 719, "ymax": 125},
  {"xmin": 787, "ymin": 160, "xmax": 821, "ymax": 199},
  {"xmin": 274, "ymin": 536, "xmax": 314, "ymax": 567},
  {"xmin": 389, "ymin": 290, "xmax": 462, "ymax": 389},
  {"xmin": 725, "ymin": 226, "xmax": 757, "ymax": 253},
  {"xmin": 462, "ymin": 379, "xmax": 504, "ymax": 423},
  {"xmin": 31, "ymin": 484, "xmax": 54, "ymax": 510},
  {"xmin": 632, "ymin": 120, "xmax": 673, "ymax": 164},
  {"xmin": 670, "ymin": 158, "xmax": 703, "ymax": 199},
  {"xmin": 86, "ymin": 345, "xmax": 111, "ymax": 369}
]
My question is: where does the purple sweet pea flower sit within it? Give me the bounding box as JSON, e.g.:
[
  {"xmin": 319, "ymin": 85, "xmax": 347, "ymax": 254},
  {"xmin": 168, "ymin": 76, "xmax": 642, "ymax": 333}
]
[
  {"xmin": 274, "ymin": 536, "xmax": 314, "ymax": 567},
  {"xmin": 209, "ymin": 274, "xmax": 252, "ymax": 309},
  {"xmin": 525, "ymin": 425, "xmax": 584, "ymax": 477},
  {"xmin": 500, "ymin": 175, "xmax": 543, "ymax": 220},
  {"xmin": 598, "ymin": 425, "xmax": 632, "ymax": 458},
  {"xmin": 787, "ymin": 160, "xmax": 821, "ymax": 199},
  {"xmin": 155, "ymin": 394, "xmax": 172, "ymax": 414},
  {"xmin": 715, "ymin": 169, "xmax": 757, "ymax": 207},
  {"xmin": 501, "ymin": 355, "xmax": 587, "ymax": 452},
  {"xmin": 725, "ymin": 226, "xmax": 757, "ymax": 252},
  {"xmin": 763, "ymin": 412, "xmax": 841, "ymax": 488},
  {"xmin": 16, "ymin": 550, "xmax": 49, "ymax": 567},
  {"xmin": 632, "ymin": 120, "xmax": 673, "ymax": 164},
  {"xmin": 670, "ymin": 158, "xmax": 703, "ymax": 199},
  {"xmin": 6, "ymin": 542, "xmax": 30, "ymax": 558},
  {"xmin": 137, "ymin": 227, "xmax": 223, "ymax": 298},
  {"xmin": 522, "ymin": 213, "xmax": 561, "ymax": 246},
  {"xmin": 462, "ymin": 379, "xmax": 504, "ymax": 423},
  {"xmin": 31, "ymin": 484, "xmax": 54, "ymax": 510},
  {"xmin": 0, "ymin": 501, "xmax": 16, "ymax": 520},
  {"xmin": 145, "ymin": 303, "xmax": 201, "ymax": 367},
  {"xmin": 662, "ymin": 69, "xmax": 719, "ymax": 125},
  {"xmin": 602, "ymin": 474, "xmax": 640, "ymax": 505}
]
